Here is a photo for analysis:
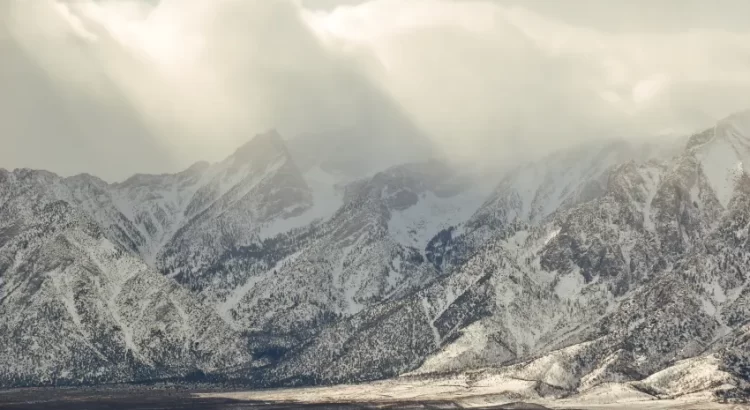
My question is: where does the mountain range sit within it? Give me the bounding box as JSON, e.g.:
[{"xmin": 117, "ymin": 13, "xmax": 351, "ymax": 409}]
[{"xmin": 2, "ymin": 111, "xmax": 750, "ymax": 401}]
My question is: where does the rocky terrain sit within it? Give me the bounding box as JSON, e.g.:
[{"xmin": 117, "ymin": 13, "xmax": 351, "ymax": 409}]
[{"xmin": 2, "ymin": 111, "xmax": 750, "ymax": 403}]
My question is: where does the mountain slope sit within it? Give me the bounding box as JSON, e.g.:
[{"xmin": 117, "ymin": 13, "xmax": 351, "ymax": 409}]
[
  {"xmin": 3, "ymin": 131, "xmax": 323, "ymax": 299},
  {"xmin": 407, "ymin": 111, "xmax": 750, "ymax": 392},
  {"xmin": 154, "ymin": 130, "xmax": 315, "ymax": 294},
  {"xmin": 2, "ymin": 111, "xmax": 750, "ymax": 399},
  {"xmin": 220, "ymin": 160, "xmax": 488, "ymax": 335},
  {"xmin": 242, "ymin": 112, "xmax": 750, "ymax": 397},
  {"xmin": 0, "ymin": 171, "xmax": 250, "ymax": 386}
]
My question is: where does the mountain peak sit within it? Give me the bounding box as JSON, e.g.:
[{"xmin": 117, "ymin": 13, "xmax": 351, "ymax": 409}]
[
  {"xmin": 238, "ymin": 129, "xmax": 284, "ymax": 150},
  {"xmin": 722, "ymin": 108, "xmax": 750, "ymax": 123},
  {"xmin": 182, "ymin": 160, "xmax": 211, "ymax": 175},
  {"xmin": 687, "ymin": 109, "xmax": 750, "ymax": 151},
  {"xmin": 676, "ymin": 109, "xmax": 750, "ymax": 208},
  {"xmin": 717, "ymin": 108, "xmax": 750, "ymax": 143},
  {"xmin": 230, "ymin": 129, "xmax": 290, "ymax": 168}
]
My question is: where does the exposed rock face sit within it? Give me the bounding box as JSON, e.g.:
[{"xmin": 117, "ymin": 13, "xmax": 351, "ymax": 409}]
[
  {"xmin": 155, "ymin": 130, "xmax": 314, "ymax": 294},
  {"xmin": 3, "ymin": 113, "xmax": 750, "ymax": 399},
  {"xmin": 0, "ymin": 174, "xmax": 250, "ymax": 386}
]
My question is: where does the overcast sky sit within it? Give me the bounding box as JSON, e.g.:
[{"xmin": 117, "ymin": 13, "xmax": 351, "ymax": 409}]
[{"xmin": 1, "ymin": 0, "xmax": 749, "ymax": 181}]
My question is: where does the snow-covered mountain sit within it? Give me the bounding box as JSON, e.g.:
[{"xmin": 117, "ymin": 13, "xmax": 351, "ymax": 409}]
[
  {"xmin": 2, "ymin": 112, "xmax": 750, "ymax": 401},
  {"xmin": 216, "ymin": 160, "xmax": 488, "ymax": 334},
  {"xmin": 246, "ymin": 112, "xmax": 750, "ymax": 397},
  {"xmin": 0, "ymin": 170, "xmax": 250, "ymax": 386},
  {"xmin": 153, "ymin": 130, "xmax": 315, "ymax": 293},
  {"xmin": 0, "ymin": 130, "xmax": 336, "ymax": 386}
]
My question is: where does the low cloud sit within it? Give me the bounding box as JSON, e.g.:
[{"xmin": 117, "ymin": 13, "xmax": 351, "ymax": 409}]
[{"xmin": 1, "ymin": 0, "xmax": 749, "ymax": 180}]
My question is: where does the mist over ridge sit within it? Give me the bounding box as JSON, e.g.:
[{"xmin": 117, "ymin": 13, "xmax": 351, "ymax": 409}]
[{"xmin": 2, "ymin": 0, "xmax": 750, "ymax": 181}]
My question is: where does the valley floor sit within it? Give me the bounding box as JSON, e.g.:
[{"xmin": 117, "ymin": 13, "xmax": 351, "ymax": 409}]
[
  {"xmin": 195, "ymin": 375, "xmax": 747, "ymax": 410},
  {"xmin": 1, "ymin": 380, "xmax": 747, "ymax": 410}
]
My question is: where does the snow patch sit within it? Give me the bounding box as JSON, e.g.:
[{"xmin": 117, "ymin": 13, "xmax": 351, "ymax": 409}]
[
  {"xmin": 48, "ymin": 270, "xmax": 82, "ymax": 328},
  {"xmin": 260, "ymin": 167, "xmax": 343, "ymax": 238},
  {"xmin": 417, "ymin": 322, "xmax": 487, "ymax": 373},
  {"xmin": 571, "ymin": 383, "xmax": 654, "ymax": 404},
  {"xmin": 388, "ymin": 190, "xmax": 485, "ymax": 250},
  {"xmin": 640, "ymin": 167, "xmax": 661, "ymax": 231},
  {"xmin": 217, "ymin": 251, "xmax": 302, "ymax": 327},
  {"xmin": 554, "ymin": 270, "xmax": 584, "ymax": 300},
  {"xmin": 695, "ymin": 122, "xmax": 750, "ymax": 209},
  {"xmin": 638, "ymin": 355, "xmax": 735, "ymax": 397},
  {"xmin": 421, "ymin": 297, "xmax": 442, "ymax": 347},
  {"xmin": 544, "ymin": 228, "xmax": 561, "ymax": 245}
]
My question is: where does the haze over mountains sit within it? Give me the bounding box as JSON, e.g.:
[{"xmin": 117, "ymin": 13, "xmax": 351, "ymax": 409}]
[
  {"xmin": 2, "ymin": 110, "xmax": 750, "ymax": 403},
  {"xmin": 3, "ymin": 0, "xmax": 750, "ymax": 406},
  {"xmin": 4, "ymin": 0, "xmax": 750, "ymax": 181}
]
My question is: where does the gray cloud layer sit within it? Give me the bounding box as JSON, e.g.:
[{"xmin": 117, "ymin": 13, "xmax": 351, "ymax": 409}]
[{"xmin": 1, "ymin": 0, "xmax": 749, "ymax": 180}]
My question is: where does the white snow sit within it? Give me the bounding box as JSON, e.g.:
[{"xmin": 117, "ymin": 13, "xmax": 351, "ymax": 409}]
[
  {"xmin": 340, "ymin": 266, "xmax": 366, "ymax": 315},
  {"xmin": 417, "ymin": 322, "xmax": 487, "ymax": 373},
  {"xmin": 420, "ymin": 297, "xmax": 442, "ymax": 347},
  {"xmin": 71, "ymin": 233, "xmax": 150, "ymax": 357},
  {"xmin": 694, "ymin": 115, "xmax": 750, "ymax": 209},
  {"xmin": 98, "ymin": 139, "xmax": 303, "ymax": 268},
  {"xmin": 217, "ymin": 251, "xmax": 302, "ymax": 327},
  {"xmin": 700, "ymin": 278, "xmax": 732, "ymax": 320},
  {"xmin": 260, "ymin": 166, "xmax": 343, "ymax": 238},
  {"xmin": 388, "ymin": 189, "xmax": 485, "ymax": 250},
  {"xmin": 199, "ymin": 363, "xmax": 731, "ymax": 409},
  {"xmin": 169, "ymin": 294, "xmax": 191, "ymax": 350},
  {"xmin": 555, "ymin": 270, "xmax": 584, "ymax": 300},
  {"xmin": 503, "ymin": 229, "xmax": 530, "ymax": 251},
  {"xmin": 483, "ymin": 140, "xmax": 649, "ymax": 232},
  {"xmin": 638, "ymin": 355, "xmax": 735, "ymax": 398},
  {"xmin": 640, "ymin": 167, "xmax": 661, "ymax": 231},
  {"xmin": 569, "ymin": 383, "xmax": 655, "ymax": 404},
  {"xmin": 697, "ymin": 136, "xmax": 742, "ymax": 208},
  {"xmin": 708, "ymin": 279, "xmax": 728, "ymax": 304},
  {"xmin": 198, "ymin": 374, "xmax": 541, "ymax": 405},
  {"xmin": 326, "ymin": 230, "xmax": 375, "ymax": 315},
  {"xmin": 511, "ymin": 341, "xmax": 595, "ymax": 390},
  {"xmin": 108, "ymin": 176, "xmax": 202, "ymax": 265},
  {"xmin": 544, "ymin": 228, "xmax": 561, "ymax": 245},
  {"xmin": 48, "ymin": 270, "xmax": 82, "ymax": 328}
]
